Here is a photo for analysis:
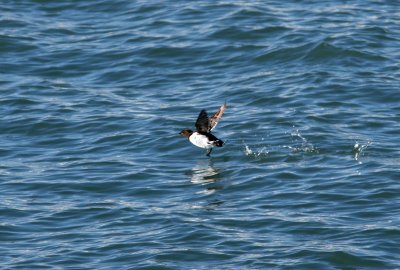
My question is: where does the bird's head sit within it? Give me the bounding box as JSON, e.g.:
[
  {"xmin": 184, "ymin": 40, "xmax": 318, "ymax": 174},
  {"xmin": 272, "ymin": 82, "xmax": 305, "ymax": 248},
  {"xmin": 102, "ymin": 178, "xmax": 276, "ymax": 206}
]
[{"xmin": 179, "ymin": 129, "xmax": 193, "ymax": 138}]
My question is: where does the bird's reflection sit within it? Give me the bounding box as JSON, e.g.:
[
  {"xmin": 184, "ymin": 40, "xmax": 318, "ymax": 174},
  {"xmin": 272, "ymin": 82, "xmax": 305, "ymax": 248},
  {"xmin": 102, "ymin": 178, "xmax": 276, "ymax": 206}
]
[
  {"xmin": 186, "ymin": 159, "xmax": 225, "ymax": 209},
  {"xmin": 189, "ymin": 159, "xmax": 222, "ymax": 185}
]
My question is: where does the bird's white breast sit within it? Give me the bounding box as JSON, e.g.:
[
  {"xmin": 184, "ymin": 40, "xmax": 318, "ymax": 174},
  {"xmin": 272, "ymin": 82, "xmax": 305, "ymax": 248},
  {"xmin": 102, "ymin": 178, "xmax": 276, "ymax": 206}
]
[{"xmin": 189, "ymin": 132, "xmax": 213, "ymax": 149}]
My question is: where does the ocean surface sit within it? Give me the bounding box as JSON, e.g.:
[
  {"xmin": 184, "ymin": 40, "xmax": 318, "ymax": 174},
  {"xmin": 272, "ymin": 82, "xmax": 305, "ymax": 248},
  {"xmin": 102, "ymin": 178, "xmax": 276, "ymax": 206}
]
[{"xmin": 1, "ymin": 1, "xmax": 399, "ymax": 269}]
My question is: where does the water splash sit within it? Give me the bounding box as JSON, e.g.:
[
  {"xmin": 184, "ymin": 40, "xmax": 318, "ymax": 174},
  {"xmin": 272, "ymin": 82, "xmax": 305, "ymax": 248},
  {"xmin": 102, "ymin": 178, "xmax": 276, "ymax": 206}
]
[
  {"xmin": 242, "ymin": 129, "xmax": 318, "ymax": 158},
  {"xmin": 286, "ymin": 129, "xmax": 319, "ymax": 153},
  {"xmin": 353, "ymin": 141, "xmax": 372, "ymax": 164},
  {"xmin": 244, "ymin": 143, "xmax": 269, "ymax": 157},
  {"xmin": 244, "ymin": 144, "xmax": 253, "ymax": 155}
]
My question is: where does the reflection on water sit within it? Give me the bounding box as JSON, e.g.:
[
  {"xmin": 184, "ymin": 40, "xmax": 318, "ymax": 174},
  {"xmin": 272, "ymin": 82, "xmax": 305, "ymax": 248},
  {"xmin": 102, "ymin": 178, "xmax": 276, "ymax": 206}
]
[
  {"xmin": 189, "ymin": 160, "xmax": 222, "ymax": 185},
  {"xmin": 186, "ymin": 160, "xmax": 225, "ymax": 209}
]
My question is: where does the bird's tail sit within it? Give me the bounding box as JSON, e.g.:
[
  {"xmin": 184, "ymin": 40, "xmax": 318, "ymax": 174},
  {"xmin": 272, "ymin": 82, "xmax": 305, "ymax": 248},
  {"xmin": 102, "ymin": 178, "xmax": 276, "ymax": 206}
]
[{"xmin": 214, "ymin": 140, "xmax": 224, "ymax": 147}]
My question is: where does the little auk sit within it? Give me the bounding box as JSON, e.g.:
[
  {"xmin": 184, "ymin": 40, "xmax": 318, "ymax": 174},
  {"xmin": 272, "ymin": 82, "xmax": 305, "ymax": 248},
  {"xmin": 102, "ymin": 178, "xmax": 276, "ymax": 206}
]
[{"xmin": 180, "ymin": 103, "xmax": 227, "ymax": 156}]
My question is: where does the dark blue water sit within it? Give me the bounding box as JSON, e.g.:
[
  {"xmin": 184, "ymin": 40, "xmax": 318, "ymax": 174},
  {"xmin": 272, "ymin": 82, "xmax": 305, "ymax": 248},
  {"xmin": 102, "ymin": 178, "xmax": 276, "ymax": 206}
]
[{"xmin": 1, "ymin": 1, "xmax": 400, "ymax": 269}]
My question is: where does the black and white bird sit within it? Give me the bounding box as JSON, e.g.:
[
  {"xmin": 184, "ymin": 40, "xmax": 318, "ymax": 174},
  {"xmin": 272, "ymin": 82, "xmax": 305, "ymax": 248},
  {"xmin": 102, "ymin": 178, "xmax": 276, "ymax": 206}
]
[{"xmin": 180, "ymin": 103, "xmax": 227, "ymax": 156}]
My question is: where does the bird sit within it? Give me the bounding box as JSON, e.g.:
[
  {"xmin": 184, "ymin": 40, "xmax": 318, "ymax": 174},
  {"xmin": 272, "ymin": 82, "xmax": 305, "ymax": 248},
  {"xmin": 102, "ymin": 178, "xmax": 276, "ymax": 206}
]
[{"xmin": 180, "ymin": 103, "xmax": 227, "ymax": 156}]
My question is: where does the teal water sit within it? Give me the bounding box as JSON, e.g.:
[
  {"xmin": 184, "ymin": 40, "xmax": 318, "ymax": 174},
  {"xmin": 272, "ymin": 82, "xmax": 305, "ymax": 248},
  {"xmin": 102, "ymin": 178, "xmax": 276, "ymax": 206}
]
[{"xmin": 1, "ymin": 1, "xmax": 400, "ymax": 269}]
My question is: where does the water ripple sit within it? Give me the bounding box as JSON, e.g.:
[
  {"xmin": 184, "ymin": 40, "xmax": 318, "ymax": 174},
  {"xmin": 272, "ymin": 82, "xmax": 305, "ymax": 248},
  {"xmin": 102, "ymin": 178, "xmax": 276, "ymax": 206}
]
[{"xmin": 1, "ymin": 0, "xmax": 400, "ymax": 269}]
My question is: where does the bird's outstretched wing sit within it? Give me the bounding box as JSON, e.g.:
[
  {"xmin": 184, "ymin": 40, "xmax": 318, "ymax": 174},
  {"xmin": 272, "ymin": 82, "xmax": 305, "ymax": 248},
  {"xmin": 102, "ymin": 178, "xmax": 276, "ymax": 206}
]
[
  {"xmin": 209, "ymin": 102, "xmax": 226, "ymax": 132},
  {"xmin": 195, "ymin": 103, "xmax": 227, "ymax": 133},
  {"xmin": 195, "ymin": 109, "xmax": 210, "ymax": 133}
]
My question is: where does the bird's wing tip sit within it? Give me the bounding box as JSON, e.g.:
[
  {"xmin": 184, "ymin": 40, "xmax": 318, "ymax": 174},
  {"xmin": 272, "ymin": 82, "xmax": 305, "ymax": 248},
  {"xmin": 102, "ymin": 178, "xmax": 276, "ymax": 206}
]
[{"xmin": 209, "ymin": 102, "xmax": 227, "ymax": 131}]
